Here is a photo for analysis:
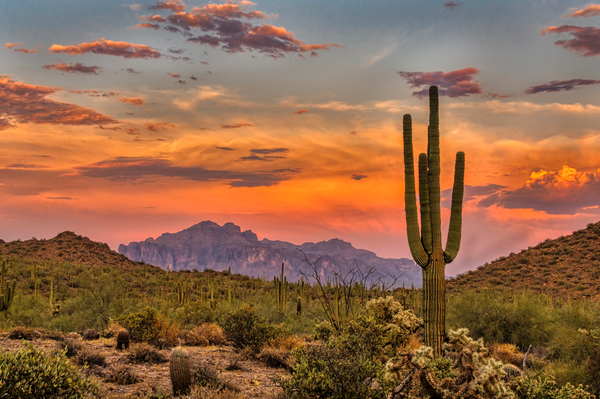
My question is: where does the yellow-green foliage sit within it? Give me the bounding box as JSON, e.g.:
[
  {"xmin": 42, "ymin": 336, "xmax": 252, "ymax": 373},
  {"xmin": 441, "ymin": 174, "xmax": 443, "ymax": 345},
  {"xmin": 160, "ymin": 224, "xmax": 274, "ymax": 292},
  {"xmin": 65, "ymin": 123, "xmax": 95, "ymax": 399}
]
[
  {"xmin": 113, "ymin": 306, "xmax": 179, "ymax": 348},
  {"xmin": 364, "ymin": 296, "xmax": 423, "ymax": 350},
  {"xmin": 0, "ymin": 343, "xmax": 99, "ymax": 398}
]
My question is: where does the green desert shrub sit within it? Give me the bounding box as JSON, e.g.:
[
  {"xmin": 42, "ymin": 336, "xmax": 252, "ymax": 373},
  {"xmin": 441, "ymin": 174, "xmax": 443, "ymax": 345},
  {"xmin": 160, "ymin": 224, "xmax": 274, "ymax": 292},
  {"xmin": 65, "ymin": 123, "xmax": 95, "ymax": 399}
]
[
  {"xmin": 447, "ymin": 291, "xmax": 553, "ymax": 348},
  {"xmin": 279, "ymin": 296, "xmax": 421, "ymax": 399},
  {"xmin": 0, "ymin": 343, "xmax": 98, "ymax": 398},
  {"xmin": 219, "ymin": 304, "xmax": 286, "ymax": 353},
  {"xmin": 113, "ymin": 306, "xmax": 180, "ymax": 349}
]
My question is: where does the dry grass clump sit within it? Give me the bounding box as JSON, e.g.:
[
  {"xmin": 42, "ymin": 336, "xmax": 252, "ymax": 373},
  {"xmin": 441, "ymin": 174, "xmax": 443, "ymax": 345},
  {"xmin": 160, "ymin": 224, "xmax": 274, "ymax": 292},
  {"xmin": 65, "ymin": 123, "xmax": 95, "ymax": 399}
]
[
  {"xmin": 104, "ymin": 321, "xmax": 126, "ymax": 338},
  {"xmin": 257, "ymin": 334, "xmax": 304, "ymax": 368},
  {"xmin": 128, "ymin": 343, "xmax": 168, "ymax": 364},
  {"xmin": 106, "ymin": 364, "xmax": 142, "ymax": 385},
  {"xmin": 490, "ymin": 343, "xmax": 524, "ymax": 366},
  {"xmin": 75, "ymin": 348, "xmax": 107, "ymax": 366},
  {"xmin": 186, "ymin": 323, "xmax": 226, "ymax": 346}
]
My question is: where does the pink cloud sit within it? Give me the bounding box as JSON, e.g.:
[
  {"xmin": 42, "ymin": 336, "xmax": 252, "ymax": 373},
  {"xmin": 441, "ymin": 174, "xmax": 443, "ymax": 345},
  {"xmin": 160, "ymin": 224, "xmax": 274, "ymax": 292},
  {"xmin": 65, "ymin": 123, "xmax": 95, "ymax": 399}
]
[
  {"xmin": 542, "ymin": 25, "xmax": 600, "ymax": 57},
  {"xmin": 562, "ymin": 4, "xmax": 600, "ymax": 18},
  {"xmin": 0, "ymin": 76, "xmax": 118, "ymax": 130},
  {"xmin": 43, "ymin": 62, "xmax": 101, "ymax": 75},
  {"xmin": 133, "ymin": 23, "xmax": 161, "ymax": 30},
  {"xmin": 136, "ymin": 1, "xmax": 342, "ymax": 58},
  {"xmin": 525, "ymin": 79, "xmax": 600, "ymax": 94},
  {"xmin": 49, "ymin": 38, "xmax": 161, "ymax": 59},
  {"xmin": 119, "ymin": 97, "xmax": 146, "ymax": 106},
  {"xmin": 398, "ymin": 67, "xmax": 482, "ymax": 98}
]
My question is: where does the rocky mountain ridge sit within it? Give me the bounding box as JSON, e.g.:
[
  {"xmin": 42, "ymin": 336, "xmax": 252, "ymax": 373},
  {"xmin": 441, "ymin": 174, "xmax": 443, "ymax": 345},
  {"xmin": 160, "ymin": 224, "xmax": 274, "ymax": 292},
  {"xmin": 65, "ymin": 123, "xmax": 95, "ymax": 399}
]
[{"xmin": 118, "ymin": 221, "xmax": 422, "ymax": 286}]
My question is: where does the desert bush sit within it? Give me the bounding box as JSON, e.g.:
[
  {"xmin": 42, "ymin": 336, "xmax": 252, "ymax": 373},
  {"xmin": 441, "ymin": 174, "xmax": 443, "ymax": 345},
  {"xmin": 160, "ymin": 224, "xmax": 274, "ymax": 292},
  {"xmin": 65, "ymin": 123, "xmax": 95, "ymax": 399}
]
[
  {"xmin": 280, "ymin": 297, "xmax": 420, "ymax": 399},
  {"xmin": 106, "ymin": 364, "xmax": 141, "ymax": 385},
  {"xmin": 63, "ymin": 337, "xmax": 84, "ymax": 357},
  {"xmin": 113, "ymin": 307, "xmax": 180, "ymax": 349},
  {"xmin": 75, "ymin": 348, "xmax": 107, "ymax": 366},
  {"xmin": 187, "ymin": 323, "xmax": 227, "ymax": 346},
  {"xmin": 83, "ymin": 328, "xmax": 100, "ymax": 340},
  {"xmin": 257, "ymin": 334, "xmax": 304, "ymax": 368},
  {"xmin": 129, "ymin": 342, "xmax": 168, "ymax": 364},
  {"xmin": 7, "ymin": 326, "xmax": 40, "ymax": 340},
  {"xmin": 0, "ymin": 343, "xmax": 98, "ymax": 398},
  {"xmin": 219, "ymin": 304, "xmax": 286, "ymax": 353},
  {"xmin": 447, "ymin": 291, "xmax": 554, "ymax": 348}
]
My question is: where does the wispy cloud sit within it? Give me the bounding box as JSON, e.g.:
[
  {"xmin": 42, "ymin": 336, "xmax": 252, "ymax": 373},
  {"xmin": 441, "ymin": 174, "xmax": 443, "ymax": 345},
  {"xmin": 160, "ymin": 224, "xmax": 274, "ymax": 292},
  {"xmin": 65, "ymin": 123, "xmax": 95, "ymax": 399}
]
[
  {"xmin": 351, "ymin": 174, "xmax": 367, "ymax": 180},
  {"xmin": 0, "ymin": 76, "xmax": 118, "ymax": 131},
  {"xmin": 293, "ymin": 109, "xmax": 308, "ymax": 115},
  {"xmin": 562, "ymin": 4, "xmax": 600, "ymax": 18},
  {"xmin": 70, "ymin": 156, "xmax": 294, "ymax": 187},
  {"xmin": 146, "ymin": 122, "xmax": 175, "ymax": 131},
  {"xmin": 119, "ymin": 97, "xmax": 146, "ymax": 106},
  {"xmin": 443, "ymin": 1, "xmax": 463, "ymax": 11},
  {"xmin": 221, "ymin": 123, "xmax": 252, "ymax": 128},
  {"xmin": 525, "ymin": 79, "xmax": 600, "ymax": 94},
  {"xmin": 49, "ymin": 38, "xmax": 161, "ymax": 59},
  {"xmin": 43, "ymin": 62, "xmax": 101, "ymax": 75},
  {"xmin": 5, "ymin": 43, "xmax": 39, "ymax": 53}
]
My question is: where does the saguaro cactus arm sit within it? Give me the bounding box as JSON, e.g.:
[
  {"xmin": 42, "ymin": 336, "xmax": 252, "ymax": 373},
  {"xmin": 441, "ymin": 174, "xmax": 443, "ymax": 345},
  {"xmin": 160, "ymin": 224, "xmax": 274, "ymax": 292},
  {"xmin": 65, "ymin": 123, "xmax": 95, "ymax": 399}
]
[
  {"xmin": 418, "ymin": 153, "xmax": 432, "ymax": 255},
  {"xmin": 403, "ymin": 114, "xmax": 428, "ymax": 268},
  {"xmin": 444, "ymin": 151, "xmax": 465, "ymax": 263}
]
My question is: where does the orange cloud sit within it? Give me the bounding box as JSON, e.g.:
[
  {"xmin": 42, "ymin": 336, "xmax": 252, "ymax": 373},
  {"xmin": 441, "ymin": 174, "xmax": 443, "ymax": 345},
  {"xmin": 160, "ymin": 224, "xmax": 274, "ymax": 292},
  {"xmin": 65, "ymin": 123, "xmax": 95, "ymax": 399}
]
[
  {"xmin": 119, "ymin": 97, "xmax": 146, "ymax": 106},
  {"xmin": 69, "ymin": 90, "xmax": 120, "ymax": 97},
  {"xmin": 133, "ymin": 23, "xmax": 161, "ymax": 29},
  {"xmin": 293, "ymin": 109, "xmax": 308, "ymax": 115},
  {"xmin": 5, "ymin": 43, "xmax": 39, "ymax": 53},
  {"xmin": 562, "ymin": 4, "xmax": 600, "ymax": 18},
  {"xmin": 146, "ymin": 122, "xmax": 175, "ymax": 131},
  {"xmin": 169, "ymin": 73, "xmax": 180, "ymax": 78},
  {"xmin": 0, "ymin": 76, "xmax": 118, "ymax": 130},
  {"xmin": 398, "ymin": 68, "xmax": 482, "ymax": 97},
  {"xmin": 43, "ymin": 62, "xmax": 101, "ymax": 75},
  {"xmin": 49, "ymin": 38, "xmax": 161, "ymax": 59},
  {"xmin": 542, "ymin": 25, "xmax": 600, "ymax": 57},
  {"xmin": 126, "ymin": 127, "xmax": 141, "ymax": 135},
  {"xmin": 478, "ymin": 166, "xmax": 600, "ymax": 215},
  {"xmin": 148, "ymin": 0, "xmax": 185, "ymax": 12}
]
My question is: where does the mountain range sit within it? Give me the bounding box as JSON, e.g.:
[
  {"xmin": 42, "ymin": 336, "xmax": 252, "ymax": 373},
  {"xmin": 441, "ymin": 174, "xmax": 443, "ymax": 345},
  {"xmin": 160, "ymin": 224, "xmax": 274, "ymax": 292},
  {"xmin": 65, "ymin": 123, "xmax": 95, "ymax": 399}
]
[{"xmin": 118, "ymin": 221, "xmax": 422, "ymax": 286}]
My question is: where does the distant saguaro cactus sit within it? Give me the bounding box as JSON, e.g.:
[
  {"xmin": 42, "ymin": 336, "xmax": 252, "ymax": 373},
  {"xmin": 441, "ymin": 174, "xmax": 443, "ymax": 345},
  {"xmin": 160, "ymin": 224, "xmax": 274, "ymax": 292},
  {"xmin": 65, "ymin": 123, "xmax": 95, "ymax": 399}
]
[
  {"xmin": 0, "ymin": 259, "xmax": 16, "ymax": 317},
  {"xmin": 170, "ymin": 346, "xmax": 192, "ymax": 396},
  {"xmin": 403, "ymin": 86, "xmax": 465, "ymax": 357}
]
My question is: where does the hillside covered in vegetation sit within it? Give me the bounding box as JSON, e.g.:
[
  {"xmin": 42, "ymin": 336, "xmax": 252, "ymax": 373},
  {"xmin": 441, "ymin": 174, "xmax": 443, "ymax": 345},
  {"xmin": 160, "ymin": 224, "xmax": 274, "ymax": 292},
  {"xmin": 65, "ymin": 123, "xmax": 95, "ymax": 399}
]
[{"xmin": 447, "ymin": 221, "xmax": 600, "ymax": 299}]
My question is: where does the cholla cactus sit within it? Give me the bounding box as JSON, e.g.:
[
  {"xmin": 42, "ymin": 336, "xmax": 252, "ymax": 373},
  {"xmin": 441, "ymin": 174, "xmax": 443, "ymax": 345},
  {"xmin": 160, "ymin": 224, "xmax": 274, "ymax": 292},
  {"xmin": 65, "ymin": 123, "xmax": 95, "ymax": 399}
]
[
  {"xmin": 365, "ymin": 296, "xmax": 422, "ymax": 349},
  {"xmin": 387, "ymin": 329, "xmax": 514, "ymax": 399}
]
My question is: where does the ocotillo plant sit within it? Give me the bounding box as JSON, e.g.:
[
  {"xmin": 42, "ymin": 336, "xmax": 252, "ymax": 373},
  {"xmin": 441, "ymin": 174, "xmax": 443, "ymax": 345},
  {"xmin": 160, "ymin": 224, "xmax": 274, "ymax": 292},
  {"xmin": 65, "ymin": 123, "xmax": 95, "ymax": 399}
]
[
  {"xmin": 0, "ymin": 259, "xmax": 16, "ymax": 318},
  {"xmin": 403, "ymin": 85, "xmax": 465, "ymax": 357}
]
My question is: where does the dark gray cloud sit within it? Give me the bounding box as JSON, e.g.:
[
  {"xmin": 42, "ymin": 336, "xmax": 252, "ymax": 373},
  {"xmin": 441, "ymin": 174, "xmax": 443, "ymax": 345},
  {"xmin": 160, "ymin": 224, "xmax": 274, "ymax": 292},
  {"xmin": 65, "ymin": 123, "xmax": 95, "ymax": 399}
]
[
  {"xmin": 351, "ymin": 174, "xmax": 367, "ymax": 180},
  {"xmin": 250, "ymin": 148, "xmax": 289, "ymax": 155},
  {"xmin": 73, "ymin": 156, "xmax": 293, "ymax": 187},
  {"xmin": 525, "ymin": 79, "xmax": 600, "ymax": 94},
  {"xmin": 215, "ymin": 146, "xmax": 235, "ymax": 151}
]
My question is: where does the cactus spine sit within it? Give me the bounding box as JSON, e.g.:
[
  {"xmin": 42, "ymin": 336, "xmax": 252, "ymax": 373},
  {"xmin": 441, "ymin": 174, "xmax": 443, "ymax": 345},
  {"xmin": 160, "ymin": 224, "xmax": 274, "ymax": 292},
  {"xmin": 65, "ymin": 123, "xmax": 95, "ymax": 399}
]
[
  {"xmin": 0, "ymin": 260, "xmax": 16, "ymax": 317},
  {"xmin": 403, "ymin": 86, "xmax": 465, "ymax": 357},
  {"xmin": 170, "ymin": 346, "xmax": 192, "ymax": 396}
]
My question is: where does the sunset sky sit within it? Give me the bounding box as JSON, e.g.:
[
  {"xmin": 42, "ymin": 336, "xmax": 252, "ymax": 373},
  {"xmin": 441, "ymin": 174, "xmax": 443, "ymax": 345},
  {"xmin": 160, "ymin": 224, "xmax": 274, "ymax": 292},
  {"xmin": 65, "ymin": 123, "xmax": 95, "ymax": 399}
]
[{"xmin": 1, "ymin": 0, "xmax": 600, "ymax": 275}]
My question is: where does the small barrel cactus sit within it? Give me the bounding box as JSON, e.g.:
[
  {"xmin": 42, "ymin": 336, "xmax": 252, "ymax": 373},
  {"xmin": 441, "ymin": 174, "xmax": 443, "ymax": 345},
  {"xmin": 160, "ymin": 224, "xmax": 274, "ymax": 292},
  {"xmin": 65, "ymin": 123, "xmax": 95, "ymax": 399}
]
[
  {"xmin": 83, "ymin": 329, "xmax": 100, "ymax": 340},
  {"xmin": 501, "ymin": 363, "xmax": 522, "ymax": 380},
  {"xmin": 116, "ymin": 330, "xmax": 130, "ymax": 350},
  {"xmin": 170, "ymin": 346, "xmax": 192, "ymax": 396}
]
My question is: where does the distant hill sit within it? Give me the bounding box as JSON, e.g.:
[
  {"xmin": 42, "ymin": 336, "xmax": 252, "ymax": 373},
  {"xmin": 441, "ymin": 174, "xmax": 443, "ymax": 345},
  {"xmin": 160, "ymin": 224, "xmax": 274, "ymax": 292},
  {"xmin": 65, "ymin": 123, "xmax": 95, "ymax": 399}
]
[
  {"xmin": 446, "ymin": 221, "xmax": 600, "ymax": 299},
  {"xmin": 0, "ymin": 231, "xmax": 144, "ymax": 270},
  {"xmin": 118, "ymin": 221, "xmax": 422, "ymax": 286}
]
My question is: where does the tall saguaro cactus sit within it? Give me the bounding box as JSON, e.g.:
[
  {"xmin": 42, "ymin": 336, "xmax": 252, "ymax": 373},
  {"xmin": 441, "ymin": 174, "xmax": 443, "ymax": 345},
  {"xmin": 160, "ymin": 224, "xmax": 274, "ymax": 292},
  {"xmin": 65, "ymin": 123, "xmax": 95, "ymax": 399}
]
[{"xmin": 403, "ymin": 86, "xmax": 465, "ymax": 357}]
